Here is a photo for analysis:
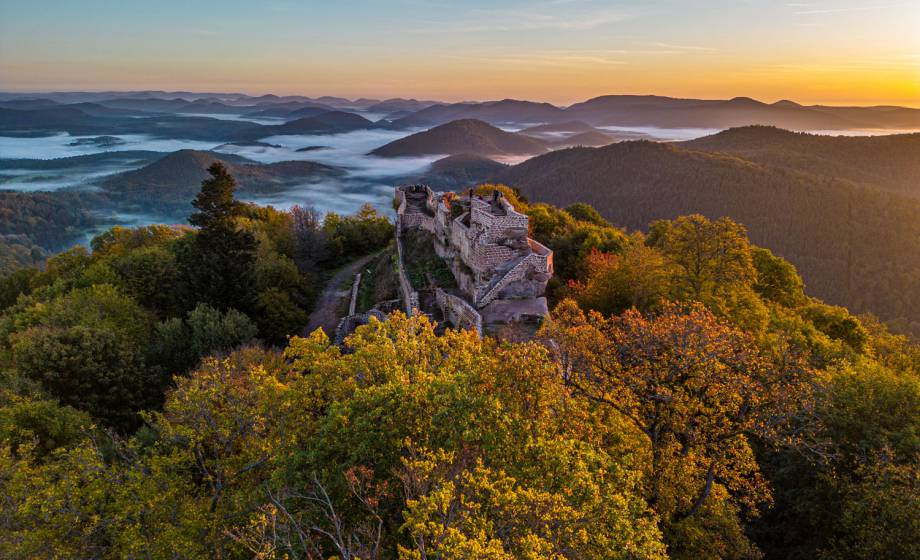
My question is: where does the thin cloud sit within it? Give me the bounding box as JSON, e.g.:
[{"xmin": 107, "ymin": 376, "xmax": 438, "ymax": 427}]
[
  {"xmin": 650, "ymin": 42, "xmax": 716, "ymax": 52},
  {"xmin": 408, "ymin": 7, "xmax": 630, "ymax": 33},
  {"xmin": 447, "ymin": 51, "xmax": 629, "ymax": 68},
  {"xmin": 792, "ymin": 2, "xmax": 911, "ymax": 15}
]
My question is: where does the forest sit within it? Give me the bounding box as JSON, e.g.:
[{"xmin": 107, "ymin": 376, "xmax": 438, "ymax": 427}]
[
  {"xmin": 496, "ymin": 139, "xmax": 920, "ymax": 337},
  {"xmin": 0, "ymin": 170, "xmax": 917, "ymax": 559}
]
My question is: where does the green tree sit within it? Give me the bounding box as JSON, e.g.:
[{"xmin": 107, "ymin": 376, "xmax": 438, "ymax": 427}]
[
  {"xmin": 153, "ymin": 303, "xmax": 257, "ymax": 375},
  {"xmin": 566, "ymin": 202, "xmax": 611, "ymax": 226},
  {"xmin": 752, "ymin": 247, "xmax": 805, "ymax": 308},
  {"xmin": 255, "ymin": 288, "xmax": 309, "ymax": 346},
  {"xmin": 648, "ymin": 214, "xmax": 756, "ymax": 304},
  {"xmin": 177, "ymin": 163, "xmax": 257, "ymax": 313},
  {"xmin": 322, "ymin": 203, "xmax": 393, "ymax": 261},
  {"xmin": 0, "ymin": 394, "xmax": 92, "ymax": 459},
  {"xmin": 11, "ymin": 325, "xmax": 152, "ymax": 429},
  {"xmin": 0, "ymin": 267, "xmax": 36, "ymax": 311}
]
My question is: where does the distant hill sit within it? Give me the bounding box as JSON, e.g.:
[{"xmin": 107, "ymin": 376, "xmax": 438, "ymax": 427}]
[
  {"xmin": 245, "ymin": 103, "xmax": 335, "ymax": 119},
  {"xmin": 0, "ymin": 106, "xmax": 260, "ymax": 139},
  {"xmin": 119, "ymin": 115, "xmax": 260, "ymax": 141},
  {"xmin": 370, "ymin": 119, "xmax": 548, "ymax": 157},
  {"xmin": 520, "ymin": 121, "xmax": 648, "ymax": 146},
  {"xmin": 0, "ymin": 106, "xmax": 103, "ymax": 135},
  {"xmin": 101, "ymin": 149, "xmax": 342, "ymax": 203},
  {"xmin": 95, "ymin": 97, "xmax": 193, "ymax": 112},
  {"xmin": 416, "ymin": 153, "xmax": 509, "ymax": 189},
  {"xmin": 519, "ymin": 121, "xmax": 598, "ymax": 135},
  {"xmin": 387, "ymin": 95, "xmax": 877, "ymax": 130},
  {"xmin": 231, "ymin": 111, "xmax": 372, "ymax": 141},
  {"xmin": 551, "ymin": 130, "xmax": 617, "ymax": 148},
  {"xmin": 563, "ymin": 94, "xmax": 920, "ymax": 130},
  {"xmin": 0, "ymin": 150, "xmax": 164, "ymax": 171},
  {"xmin": 56, "ymin": 102, "xmax": 151, "ymax": 118},
  {"xmin": 390, "ymin": 99, "xmax": 566, "ymax": 128},
  {"xmin": 313, "ymin": 96, "xmax": 355, "ymax": 107},
  {"xmin": 495, "ymin": 140, "xmax": 920, "ymax": 335},
  {"xmin": 0, "ymin": 98, "xmax": 60, "ymax": 110},
  {"xmin": 5, "ymin": 90, "xmax": 919, "ymax": 131},
  {"xmin": 285, "ymin": 106, "xmax": 343, "ymax": 119},
  {"xmin": 367, "ymin": 98, "xmax": 440, "ymax": 113},
  {"xmin": 175, "ymin": 100, "xmax": 244, "ymax": 114},
  {"xmin": 682, "ymin": 126, "xmax": 920, "ymax": 197}
]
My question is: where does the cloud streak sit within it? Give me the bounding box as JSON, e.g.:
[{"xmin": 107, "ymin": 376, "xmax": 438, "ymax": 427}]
[
  {"xmin": 791, "ymin": 1, "xmax": 912, "ymax": 15},
  {"xmin": 408, "ymin": 6, "xmax": 630, "ymax": 33}
]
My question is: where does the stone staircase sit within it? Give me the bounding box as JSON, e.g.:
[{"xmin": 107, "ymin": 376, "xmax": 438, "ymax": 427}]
[{"xmin": 476, "ymin": 253, "xmax": 537, "ymax": 308}]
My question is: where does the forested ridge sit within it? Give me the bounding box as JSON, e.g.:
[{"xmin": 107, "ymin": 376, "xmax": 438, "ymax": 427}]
[
  {"xmin": 370, "ymin": 118, "xmax": 548, "ymax": 157},
  {"xmin": 0, "ymin": 191, "xmax": 103, "ymax": 274},
  {"xmin": 496, "ymin": 139, "xmax": 920, "ymax": 337},
  {"xmin": 0, "ymin": 169, "xmax": 917, "ymax": 559},
  {"xmin": 683, "ymin": 126, "xmax": 920, "ymax": 198}
]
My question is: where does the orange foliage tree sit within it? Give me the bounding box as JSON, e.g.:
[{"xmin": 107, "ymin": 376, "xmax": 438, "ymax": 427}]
[{"xmin": 541, "ymin": 299, "xmax": 815, "ymax": 557}]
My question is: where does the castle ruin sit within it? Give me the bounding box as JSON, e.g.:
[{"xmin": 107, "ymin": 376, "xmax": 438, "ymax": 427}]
[{"xmin": 394, "ymin": 184, "xmax": 553, "ymax": 336}]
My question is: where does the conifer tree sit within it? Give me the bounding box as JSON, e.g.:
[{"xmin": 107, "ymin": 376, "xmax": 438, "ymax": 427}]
[{"xmin": 177, "ymin": 163, "xmax": 257, "ymax": 313}]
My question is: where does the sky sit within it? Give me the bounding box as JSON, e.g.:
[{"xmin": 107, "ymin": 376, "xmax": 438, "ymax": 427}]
[{"xmin": 1, "ymin": 0, "xmax": 918, "ymax": 106}]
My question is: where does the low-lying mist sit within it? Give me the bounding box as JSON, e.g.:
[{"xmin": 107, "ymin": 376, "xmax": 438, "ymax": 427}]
[{"xmin": 4, "ymin": 117, "xmax": 913, "ymax": 254}]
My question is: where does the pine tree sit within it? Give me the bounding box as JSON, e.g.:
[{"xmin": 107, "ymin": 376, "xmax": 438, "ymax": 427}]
[
  {"xmin": 190, "ymin": 163, "xmax": 245, "ymax": 231},
  {"xmin": 177, "ymin": 163, "xmax": 257, "ymax": 313}
]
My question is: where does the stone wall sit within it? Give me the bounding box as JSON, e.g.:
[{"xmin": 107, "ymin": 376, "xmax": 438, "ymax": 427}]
[
  {"xmin": 334, "ymin": 310, "xmax": 387, "ymax": 346},
  {"xmin": 470, "ymin": 243, "xmax": 521, "ymax": 273},
  {"xmin": 347, "ymin": 272, "xmax": 361, "ymax": 316},
  {"xmin": 435, "ymin": 287, "xmax": 483, "ymax": 336},
  {"xmin": 470, "ymin": 206, "xmax": 529, "ymax": 241},
  {"xmin": 395, "ymin": 215, "xmax": 420, "ymax": 315},
  {"xmin": 399, "ymin": 211, "xmax": 435, "ymax": 232}
]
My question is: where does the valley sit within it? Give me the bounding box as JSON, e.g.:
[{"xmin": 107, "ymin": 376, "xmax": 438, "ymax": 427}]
[{"xmin": 2, "ymin": 90, "xmax": 920, "ymax": 337}]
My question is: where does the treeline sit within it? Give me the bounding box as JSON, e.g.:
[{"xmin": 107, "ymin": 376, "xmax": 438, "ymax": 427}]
[
  {"xmin": 0, "ymin": 191, "xmax": 102, "ymax": 275},
  {"xmin": 1, "ymin": 175, "xmax": 916, "ymax": 558},
  {"xmin": 0, "ymin": 234, "xmax": 45, "ymax": 276}
]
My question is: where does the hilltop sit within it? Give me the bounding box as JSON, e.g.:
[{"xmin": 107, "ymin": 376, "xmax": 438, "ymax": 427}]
[
  {"xmin": 101, "ymin": 149, "xmax": 342, "ymax": 203},
  {"xmin": 388, "ymin": 99, "xmax": 566, "ymax": 128},
  {"xmin": 415, "ymin": 153, "xmax": 509, "ymax": 188},
  {"xmin": 551, "ymin": 130, "xmax": 617, "ymax": 148},
  {"xmin": 370, "ymin": 119, "xmax": 548, "ymax": 157}
]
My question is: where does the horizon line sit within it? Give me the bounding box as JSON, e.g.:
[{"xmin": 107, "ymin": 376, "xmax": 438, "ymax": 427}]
[{"xmin": 1, "ymin": 88, "xmax": 918, "ymax": 110}]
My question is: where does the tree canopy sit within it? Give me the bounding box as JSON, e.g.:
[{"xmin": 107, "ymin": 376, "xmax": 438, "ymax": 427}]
[{"xmin": 0, "ymin": 174, "xmax": 917, "ymax": 559}]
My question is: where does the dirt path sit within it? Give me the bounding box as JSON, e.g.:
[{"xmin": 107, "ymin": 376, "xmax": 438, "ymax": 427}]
[{"xmin": 303, "ymin": 252, "xmax": 378, "ymax": 337}]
